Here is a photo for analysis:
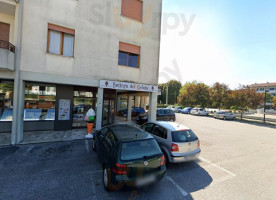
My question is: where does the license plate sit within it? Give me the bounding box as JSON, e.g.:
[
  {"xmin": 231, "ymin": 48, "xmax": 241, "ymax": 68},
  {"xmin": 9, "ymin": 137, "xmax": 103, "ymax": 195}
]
[{"xmin": 136, "ymin": 176, "xmax": 156, "ymax": 187}]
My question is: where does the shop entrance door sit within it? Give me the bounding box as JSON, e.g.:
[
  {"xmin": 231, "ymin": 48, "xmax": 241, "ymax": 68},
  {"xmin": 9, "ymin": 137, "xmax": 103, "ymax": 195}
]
[{"xmin": 102, "ymin": 99, "xmax": 115, "ymax": 126}]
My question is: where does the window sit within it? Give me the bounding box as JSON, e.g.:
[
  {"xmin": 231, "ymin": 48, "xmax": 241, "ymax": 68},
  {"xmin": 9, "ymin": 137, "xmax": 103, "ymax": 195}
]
[
  {"xmin": 47, "ymin": 24, "xmax": 75, "ymax": 57},
  {"xmin": 121, "ymin": 0, "xmax": 143, "ymax": 22},
  {"xmin": 153, "ymin": 125, "xmax": 167, "ymax": 139},
  {"xmin": 0, "ymin": 80, "xmax": 13, "ymax": 122},
  {"xmin": 72, "ymin": 88, "xmax": 97, "ymax": 128},
  {"xmin": 118, "ymin": 42, "xmax": 140, "ymax": 68},
  {"xmin": 120, "ymin": 139, "xmax": 162, "ymax": 161},
  {"xmin": 24, "ymin": 83, "xmax": 56, "ymax": 121},
  {"xmin": 172, "ymin": 130, "xmax": 198, "ymax": 143},
  {"xmin": 102, "ymin": 131, "xmax": 116, "ymax": 152},
  {"xmin": 141, "ymin": 123, "xmax": 155, "ymax": 133}
]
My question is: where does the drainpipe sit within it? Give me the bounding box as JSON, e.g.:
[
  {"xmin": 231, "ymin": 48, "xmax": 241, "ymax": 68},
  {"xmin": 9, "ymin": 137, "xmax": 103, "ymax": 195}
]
[{"xmin": 11, "ymin": 0, "xmax": 24, "ymax": 145}]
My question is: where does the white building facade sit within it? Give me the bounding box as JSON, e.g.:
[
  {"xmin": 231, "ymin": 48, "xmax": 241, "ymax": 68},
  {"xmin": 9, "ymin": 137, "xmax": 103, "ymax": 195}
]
[{"xmin": 0, "ymin": 0, "xmax": 162, "ymax": 144}]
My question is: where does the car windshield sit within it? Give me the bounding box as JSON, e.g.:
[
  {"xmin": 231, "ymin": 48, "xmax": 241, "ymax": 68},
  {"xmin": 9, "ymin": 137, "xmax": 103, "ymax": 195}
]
[
  {"xmin": 172, "ymin": 130, "xmax": 198, "ymax": 142},
  {"xmin": 120, "ymin": 139, "xmax": 162, "ymax": 161}
]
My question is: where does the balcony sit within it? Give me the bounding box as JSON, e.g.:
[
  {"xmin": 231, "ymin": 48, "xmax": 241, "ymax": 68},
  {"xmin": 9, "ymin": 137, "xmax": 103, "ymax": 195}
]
[{"xmin": 0, "ymin": 40, "xmax": 15, "ymax": 70}]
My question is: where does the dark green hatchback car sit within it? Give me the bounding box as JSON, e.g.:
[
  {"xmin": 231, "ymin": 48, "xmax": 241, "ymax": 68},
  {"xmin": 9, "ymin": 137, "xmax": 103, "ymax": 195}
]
[{"xmin": 92, "ymin": 124, "xmax": 166, "ymax": 191}]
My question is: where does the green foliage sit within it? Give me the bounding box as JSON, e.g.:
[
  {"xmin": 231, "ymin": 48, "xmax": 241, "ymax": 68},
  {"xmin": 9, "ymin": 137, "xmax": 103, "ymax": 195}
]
[
  {"xmin": 0, "ymin": 83, "xmax": 14, "ymax": 93},
  {"xmin": 209, "ymin": 82, "xmax": 230, "ymax": 109},
  {"xmin": 272, "ymin": 97, "xmax": 276, "ymax": 108},
  {"xmin": 158, "ymin": 80, "xmax": 182, "ymax": 105},
  {"xmin": 178, "ymin": 81, "xmax": 210, "ymax": 107},
  {"xmin": 230, "ymin": 106, "xmax": 240, "ymax": 110},
  {"xmin": 228, "ymin": 85, "xmax": 263, "ymax": 111},
  {"xmin": 266, "ymin": 93, "xmax": 274, "ymax": 102}
]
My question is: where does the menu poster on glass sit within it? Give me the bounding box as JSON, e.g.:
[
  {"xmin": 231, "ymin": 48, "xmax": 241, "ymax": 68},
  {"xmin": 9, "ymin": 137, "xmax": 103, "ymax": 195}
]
[{"xmin": 58, "ymin": 99, "xmax": 71, "ymax": 120}]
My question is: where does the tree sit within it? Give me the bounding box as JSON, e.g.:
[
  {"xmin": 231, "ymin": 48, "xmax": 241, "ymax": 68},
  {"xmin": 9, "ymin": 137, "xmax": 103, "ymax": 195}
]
[
  {"xmin": 273, "ymin": 97, "xmax": 276, "ymax": 109},
  {"xmin": 157, "ymin": 83, "xmax": 167, "ymax": 105},
  {"xmin": 158, "ymin": 80, "xmax": 182, "ymax": 105},
  {"xmin": 178, "ymin": 81, "xmax": 210, "ymax": 107},
  {"xmin": 230, "ymin": 85, "xmax": 263, "ymax": 113},
  {"xmin": 209, "ymin": 82, "xmax": 230, "ymax": 109}
]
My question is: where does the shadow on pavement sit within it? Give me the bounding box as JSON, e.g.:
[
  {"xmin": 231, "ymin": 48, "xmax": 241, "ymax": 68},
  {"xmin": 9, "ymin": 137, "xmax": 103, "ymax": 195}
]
[{"xmin": 0, "ymin": 140, "xmax": 212, "ymax": 200}]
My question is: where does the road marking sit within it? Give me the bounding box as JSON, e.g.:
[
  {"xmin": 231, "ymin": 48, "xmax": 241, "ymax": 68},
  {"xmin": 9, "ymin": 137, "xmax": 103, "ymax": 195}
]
[
  {"xmin": 166, "ymin": 176, "xmax": 189, "ymax": 197},
  {"xmin": 209, "ymin": 174, "xmax": 234, "ymax": 187},
  {"xmin": 199, "ymin": 157, "xmax": 236, "ymax": 177}
]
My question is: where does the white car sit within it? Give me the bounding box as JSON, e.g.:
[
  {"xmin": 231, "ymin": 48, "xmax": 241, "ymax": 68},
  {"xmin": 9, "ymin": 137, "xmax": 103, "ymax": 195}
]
[{"xmin": 190, "ymin": 108, "xmax": 209, "ymax": 116}]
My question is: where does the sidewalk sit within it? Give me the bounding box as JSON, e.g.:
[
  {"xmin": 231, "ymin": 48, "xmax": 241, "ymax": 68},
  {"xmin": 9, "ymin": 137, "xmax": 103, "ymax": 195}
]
[
  {"xmin": 0, "ymin": 129, "xmax": 89, "ymax": 147},
  {"xmin": 0, "ymin": 116, "xmax": 138, "ymax": 147}
]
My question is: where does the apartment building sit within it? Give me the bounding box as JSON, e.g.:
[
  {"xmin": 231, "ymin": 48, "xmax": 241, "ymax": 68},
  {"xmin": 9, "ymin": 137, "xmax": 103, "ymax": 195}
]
[
  {"xmin": 0, "ymin": 0, "xmax": 162, "ymax": 144},
  {"xmin": 250, "ymin": 82, "xmax": 276, "ymax": 97}
]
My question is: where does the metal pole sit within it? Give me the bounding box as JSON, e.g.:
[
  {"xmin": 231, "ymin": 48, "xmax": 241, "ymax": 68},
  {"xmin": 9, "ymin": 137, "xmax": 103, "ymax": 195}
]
[
  {"xmin": 264, "ymin": 90, "xmax": 267, "ymax": 123},
  {"xmin": 166, "ymin": 85, "xmax": 168, "ymax": 105}
]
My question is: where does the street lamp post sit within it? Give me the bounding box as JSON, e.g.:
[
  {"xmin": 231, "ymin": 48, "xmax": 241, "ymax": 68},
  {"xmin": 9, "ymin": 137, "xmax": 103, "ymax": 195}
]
[{"xmin": 264, "ymin": 89, "xmax": 268, "ymax": 123}]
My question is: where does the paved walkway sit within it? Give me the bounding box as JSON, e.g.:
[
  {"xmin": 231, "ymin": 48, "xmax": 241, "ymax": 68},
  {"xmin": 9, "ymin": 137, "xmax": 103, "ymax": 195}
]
[{"xmin": 0, "ymin": 116, "xmax": 138, "ymax": 146}]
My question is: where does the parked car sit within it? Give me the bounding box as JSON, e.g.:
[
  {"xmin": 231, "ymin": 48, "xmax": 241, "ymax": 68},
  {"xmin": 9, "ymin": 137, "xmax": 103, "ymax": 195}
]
[
  {"xmin": 166, "ymin": 105, "xmax": 175, "ymax": 110},
  {"xmin": 141, "ymin": 121, "xmax": 201, "ymax": 164},
  {"xmin": 190, "ymin": 108, "xmax": 209, "ymax": 116},
  {"xmin": 120, "ymin": 107, "xmax": 145, "ymax": 117},
  {"xmin": 180, "ymin": 107, "xmax": 192, "ymax": 114},
  {"xmin": 174, "ymin": 106, "xmax": 183, "ymax": 113},
  {"xmin": 136, "ymin": 108, "xmax": 175, "ymax": 124},
  {"xmin": 214, "ymin": 111, "xmax": 236, "ymax": 120},
  {"xmin": 92, "ymin": 124, "xmax": 166, "ymax": 191}
]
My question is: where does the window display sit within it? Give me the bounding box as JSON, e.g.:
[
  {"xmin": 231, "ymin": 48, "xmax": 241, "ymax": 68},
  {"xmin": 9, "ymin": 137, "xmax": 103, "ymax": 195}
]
[
  {"xmin": 0, "ymin": 81, "xmax": 13, "ymax": 121},
  {"xmin": 24, "ymin": 83, "xmax": 56, "ymax": 121},
  {"xmin": 72, "ymin": 89, "xmax": 97, "ymax": 128}
]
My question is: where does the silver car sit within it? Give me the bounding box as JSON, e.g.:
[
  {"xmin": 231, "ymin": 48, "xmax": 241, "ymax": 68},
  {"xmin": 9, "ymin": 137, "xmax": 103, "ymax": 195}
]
[
  {"xmin": 190, "ymin": 108, "xmax": 209, "ymax": 116},
  {"xmin": 214, "ymin": 111, "xmax": 236, "ymax": 120},
  {"xmin": 141, "ymin": 121, "xmax": 201, "ymax": 164}
]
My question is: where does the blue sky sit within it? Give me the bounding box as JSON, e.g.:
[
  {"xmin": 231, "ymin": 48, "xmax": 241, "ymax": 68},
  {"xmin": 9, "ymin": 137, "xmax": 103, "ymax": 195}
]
[{"xmin": 159, "ymin": 0, "xmax": 276, "ymax": 89}]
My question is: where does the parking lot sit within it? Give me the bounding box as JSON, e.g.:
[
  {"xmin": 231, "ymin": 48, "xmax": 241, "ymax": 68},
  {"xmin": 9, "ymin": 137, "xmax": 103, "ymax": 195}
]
[{"xmin": 1, "ymin": 114, "xmax": 276, "ymax": 200}]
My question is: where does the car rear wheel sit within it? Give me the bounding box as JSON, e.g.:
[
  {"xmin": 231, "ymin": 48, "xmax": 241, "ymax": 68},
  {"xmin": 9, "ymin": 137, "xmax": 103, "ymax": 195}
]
[
  {"xmin": 103, "ymin": 167, "xmax": 112, "ymax": 191},
  {"xmin": 169, "ymin": 118, "xmax": 174, "ymax": 122},
  {"xmin": 223, "ymin": 117, "xmax": 226, "ymax": 120}
]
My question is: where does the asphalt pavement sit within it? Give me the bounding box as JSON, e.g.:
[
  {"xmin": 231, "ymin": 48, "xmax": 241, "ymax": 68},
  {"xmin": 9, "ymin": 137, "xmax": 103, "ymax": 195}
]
[{"xmin": 1, "ymin": 114, "xmax": 276, "ymax": 200}]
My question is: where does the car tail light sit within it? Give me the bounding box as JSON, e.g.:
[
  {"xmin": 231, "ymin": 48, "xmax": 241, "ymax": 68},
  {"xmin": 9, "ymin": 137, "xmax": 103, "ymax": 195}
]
[
  {"xmin": 112, "ymin": 163, "xmax": 127, "ymax": 175},
  {"xmin": 171, "ymin": 143, "xmax": 179, "ymax": 152},
  {"xmin": 160, "ymin": 155, "xmax": 165, "ymax": 166},
  {"xmin": 198, "ymin": 140, "xmax": 200, "ymax": 148}
]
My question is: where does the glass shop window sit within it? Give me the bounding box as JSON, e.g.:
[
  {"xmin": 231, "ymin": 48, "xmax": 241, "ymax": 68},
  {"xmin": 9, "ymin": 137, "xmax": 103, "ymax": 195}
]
[{"xmin": 24, "ymin": 84, "xmax": 56, "ymax": 121}]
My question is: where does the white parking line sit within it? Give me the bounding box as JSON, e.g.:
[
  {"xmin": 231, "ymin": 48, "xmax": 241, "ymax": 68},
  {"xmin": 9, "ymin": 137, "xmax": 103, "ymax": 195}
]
[
  {"xmin": 199, "ymin": 157, "xmax": 236, "ymax": 177},
  {"xmin": 166, "ymin": 176, "xmax": 189, "ymax": 197}
]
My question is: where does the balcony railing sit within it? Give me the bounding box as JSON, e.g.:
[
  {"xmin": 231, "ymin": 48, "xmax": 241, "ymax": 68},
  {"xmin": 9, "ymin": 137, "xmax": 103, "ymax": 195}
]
[{"xmin": 0, "ymin": 40, "xmax": 15, "ymax": 53}]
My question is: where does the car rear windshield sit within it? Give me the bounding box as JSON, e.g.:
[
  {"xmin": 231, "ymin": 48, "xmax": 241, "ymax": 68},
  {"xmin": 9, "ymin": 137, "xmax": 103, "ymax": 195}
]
[
  {"xmin": 172, "ymin": 130, "xmax": 198, "ymax": 142},
  {"xmin": 120, "ymin": 139, "xmax": 162, "ymax": 161}
]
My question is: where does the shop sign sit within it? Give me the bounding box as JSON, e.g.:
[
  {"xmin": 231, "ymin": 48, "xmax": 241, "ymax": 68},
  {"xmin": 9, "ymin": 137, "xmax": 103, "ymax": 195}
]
[
  {"xmin": 58, "ymin": 99, "xmax": 70, "ymax": 120},
  {"xmin": 99, "ymin": 80, "xmax": 158, "ymax": 92}
]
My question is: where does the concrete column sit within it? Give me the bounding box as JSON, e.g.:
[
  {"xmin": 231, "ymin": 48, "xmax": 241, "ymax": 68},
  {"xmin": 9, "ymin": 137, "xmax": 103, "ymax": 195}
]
[
  {"xmin": 96, "ymin": 87, "xmax": 103, "ymax": 130},
  {"xmin": 127, "ymin": 96, "xmax": 133, "ymax": 121},
  {"xmin": 16, "ymin": 80, "xmax": 25, "ymax": 143},
  {"xmin": 148, "ymin": 92, "xmax": 157, "ymax": 122},
  {"xmin": 11, "ymin": 0, "xmax": 24, "ymax": 145}
]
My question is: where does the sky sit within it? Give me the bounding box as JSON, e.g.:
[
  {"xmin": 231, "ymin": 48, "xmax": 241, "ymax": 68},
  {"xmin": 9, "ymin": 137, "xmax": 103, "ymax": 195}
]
[{"xmin": 159, "ymin": 0, "xmax": 276, "ymax": 89}]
